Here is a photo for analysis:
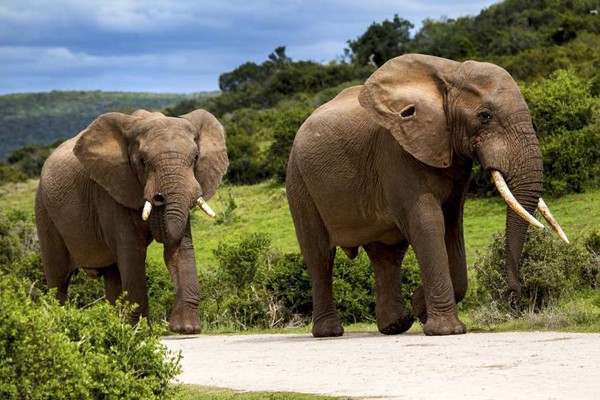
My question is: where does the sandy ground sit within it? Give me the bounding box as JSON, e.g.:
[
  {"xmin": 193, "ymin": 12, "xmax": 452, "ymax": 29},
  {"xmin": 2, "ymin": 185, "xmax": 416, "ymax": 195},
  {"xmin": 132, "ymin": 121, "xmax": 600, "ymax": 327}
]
[{"xmin": 162, "ymin": 331, "xmax": 600, "ymax": 399}]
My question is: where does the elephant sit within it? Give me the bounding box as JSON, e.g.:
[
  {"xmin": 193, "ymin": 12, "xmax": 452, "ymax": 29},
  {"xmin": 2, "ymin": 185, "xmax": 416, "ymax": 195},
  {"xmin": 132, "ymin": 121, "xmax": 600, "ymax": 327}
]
[
  {"xmin": 35, "ymin": 109, "xmax": 228, "ymax": 334},
  {"xmin": 286, "ymin": 54, "xmax": 568, "ymax": 337}
]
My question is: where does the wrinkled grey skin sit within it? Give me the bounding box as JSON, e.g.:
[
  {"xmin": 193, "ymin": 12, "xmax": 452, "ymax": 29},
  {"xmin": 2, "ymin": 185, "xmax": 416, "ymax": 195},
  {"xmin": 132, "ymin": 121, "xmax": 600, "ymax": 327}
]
[
  {"xmin": 286, "ymin": 54, "xmax": 543, "ymax": 337},
  {"xmin": 35, "ymin": 109, "xmax": 228, "ymax": 334}
]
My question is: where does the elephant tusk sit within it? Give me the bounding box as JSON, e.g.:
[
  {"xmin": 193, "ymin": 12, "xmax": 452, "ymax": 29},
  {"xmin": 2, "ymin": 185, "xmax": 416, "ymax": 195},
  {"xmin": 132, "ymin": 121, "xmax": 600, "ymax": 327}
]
[
  {"xmin": 142, "ymin": 201, "xmax": 152, "ymax": 221},
  {"xmin": 197, "ymin": 197, "xmax": 216, "ymax": 218},
  {"xmin": 537, "ymin": 198, "xmax": 570, "ymax": 243},
  {"xmin": 491, "ymin": 170, "xmax": 544, "ymax": 229}
]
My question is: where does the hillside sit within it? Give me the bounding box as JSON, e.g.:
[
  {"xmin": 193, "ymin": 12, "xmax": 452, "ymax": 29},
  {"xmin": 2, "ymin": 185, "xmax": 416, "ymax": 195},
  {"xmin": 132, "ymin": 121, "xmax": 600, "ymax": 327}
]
[{"xmin": 0, "ymin": 91, "xmax": 215, "ymax": 158}]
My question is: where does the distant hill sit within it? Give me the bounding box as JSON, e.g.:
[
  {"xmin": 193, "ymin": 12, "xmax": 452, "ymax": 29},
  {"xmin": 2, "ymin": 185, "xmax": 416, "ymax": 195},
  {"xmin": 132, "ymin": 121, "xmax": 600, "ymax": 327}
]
[{"xmin": 0, "ymin": 91, "xmax": 216, "ymax": 158}]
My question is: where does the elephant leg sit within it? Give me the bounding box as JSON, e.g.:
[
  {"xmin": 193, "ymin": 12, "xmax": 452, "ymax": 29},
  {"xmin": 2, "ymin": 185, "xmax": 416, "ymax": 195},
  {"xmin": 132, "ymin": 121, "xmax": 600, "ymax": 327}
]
[
  {"xmin": 405, "ymin": 198, "xmax": 465, "ymax": 336},
  {"xmin": 364, "ymin": 241, "xmax": 414, "ymax": 335},
  {"xmin": 287, "ymin": 170, "xmax": 342, "ymax": 337},
  {"xmin": 305, "ymin": 246, "xmax": 340, "ymax": 337},
  {"xmin": 103, "ymin": 264, "xmax": 122, "ymax": 305},
  {"xmin": 164, "ymin": 220, "xmax": 201, "ymax": 334},
  {"xmin": 35, "ymin": 200, "xmax": 74, "ymax": 303},
  {"xmin": 117, "ymin": 248, "xmax": 149, "ymax": 325},
  {"xmin": 411, "ymin": 187, "xmax": 469, "ymax": 326}
]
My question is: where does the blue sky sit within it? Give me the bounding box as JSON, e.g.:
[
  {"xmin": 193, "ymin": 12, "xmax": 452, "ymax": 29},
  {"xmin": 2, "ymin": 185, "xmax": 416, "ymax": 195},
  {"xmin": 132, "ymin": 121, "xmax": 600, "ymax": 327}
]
[{"xmin": 0, "ymin": 0, "xmax": 498, "ymax": 94}]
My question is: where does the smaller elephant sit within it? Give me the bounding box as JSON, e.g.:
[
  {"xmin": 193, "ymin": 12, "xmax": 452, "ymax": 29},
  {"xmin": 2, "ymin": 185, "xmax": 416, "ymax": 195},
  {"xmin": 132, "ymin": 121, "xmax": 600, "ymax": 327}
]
[{"xmin": 35, "ymin": 109, "xmax": 228, "ymax": 334}]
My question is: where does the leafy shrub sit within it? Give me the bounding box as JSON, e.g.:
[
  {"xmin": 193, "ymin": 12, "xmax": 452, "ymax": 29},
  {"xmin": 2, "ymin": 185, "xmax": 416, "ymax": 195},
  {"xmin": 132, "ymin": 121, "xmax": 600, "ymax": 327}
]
[
  {"xmin": 331, "ymin": 250, "xmax": 375, "ymax": 323},
  {"xmin": 200, "ymin": 233, "xmax": 273, "ymax": 330},
  {"xmin": 582, "ymin": 227, "xmax": 600, "ymax": 289},
  {"xmin": 6, "ymin": 141, "xmax": 63, "ymax": 178},
  {"xmin": 0, "ymin": 208, "xmax": 176, "ymax": 331},
  {"xmin": 0, "ymin": 164, "xmax": 28, "ymax": 184},
  {"xmin": 266, "ymin": 253, "xmax": 312, "ymax": 323},
  {"xmin": 214, "ymin": 189, "xmax": 240, "ymax": 226},
  {"xmin": 201, "ymin": 232, "xmax": 422, "ymax": 330},
  {"xmin": 146, "ymin": 259, "xmax": 175, "ymax": 330},
  {"xmin": 263, "ymin": 104, "xmax": 313, "ymax": 182},
  {"xmin": 0, "ymin": 209, "xmax": 44, "ymax": 283},
  {"xmin": 470, "ymin": 70, "xmax": 600, "ymax": 197},
  {"xmin": 524, "ymin": 70, "xmax": 600, "ymax": 196},
  {"xmin": 0, "ymin": 274, "xmax": 181, "ymax": 400},
  {"xmin": 472, "ymin": 228, "xmax": 596, "ymax": 316}
]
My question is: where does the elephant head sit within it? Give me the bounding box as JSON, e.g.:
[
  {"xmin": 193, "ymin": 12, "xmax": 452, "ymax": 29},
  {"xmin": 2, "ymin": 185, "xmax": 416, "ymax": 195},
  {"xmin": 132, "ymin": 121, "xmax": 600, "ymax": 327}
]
[
  {"xmin": 73, "ymin": 109, "xmax": 228, "ymax": 244},
  {"xmin": 359, "ymin": 54, "xmax": 568, "ymax": 295}
]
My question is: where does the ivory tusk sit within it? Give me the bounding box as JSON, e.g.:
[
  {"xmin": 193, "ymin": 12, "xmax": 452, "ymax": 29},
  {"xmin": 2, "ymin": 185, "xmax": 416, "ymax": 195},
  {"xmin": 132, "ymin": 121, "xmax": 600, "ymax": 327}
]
[
  {"xmin": 142, "ymin": 201, "xmax": 152, "ymax": 221},
  {"xmin": 197, "ymin": 197, "xmax": 216, "ymax": 218},
  {"xmin": 537, "ymin": 198, "xmax": 570, "ymax": 243},
  {"xmin": 491, "ymin": 170, "xmax": 544, "ymax": 229}
]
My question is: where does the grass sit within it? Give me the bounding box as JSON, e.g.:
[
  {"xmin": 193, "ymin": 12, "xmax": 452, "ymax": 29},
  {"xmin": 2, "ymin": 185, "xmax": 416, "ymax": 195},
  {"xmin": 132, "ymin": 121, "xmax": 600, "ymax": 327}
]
[
  {"xmin": 6, "ymin": 179, "xmax": 598, "ymax": 270},
  {"xmin": 174, "ymin": 385, "xmax": 346, "ymax": 400}
]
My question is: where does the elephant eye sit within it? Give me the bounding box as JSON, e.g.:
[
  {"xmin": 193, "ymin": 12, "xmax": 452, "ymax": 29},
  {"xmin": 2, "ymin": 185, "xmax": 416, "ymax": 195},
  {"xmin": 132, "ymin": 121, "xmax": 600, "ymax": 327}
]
[
  {"xmin": 140, "ymin": 157, "xmax": 146, "ymax": 168},
  {"xmin": 479, "ymin": 111, "xmax": 493, "ymax": 124},
  {"xmin": 194, "ymin": 154, "xmax": 199, "ymax": 165}
]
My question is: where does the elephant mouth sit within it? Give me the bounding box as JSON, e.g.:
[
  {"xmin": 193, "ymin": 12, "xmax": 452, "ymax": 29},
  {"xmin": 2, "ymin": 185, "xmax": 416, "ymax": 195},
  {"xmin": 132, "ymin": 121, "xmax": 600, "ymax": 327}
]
[{"xmin": 149, "ymin": 206, "xmax": 176, "ymax": 244}]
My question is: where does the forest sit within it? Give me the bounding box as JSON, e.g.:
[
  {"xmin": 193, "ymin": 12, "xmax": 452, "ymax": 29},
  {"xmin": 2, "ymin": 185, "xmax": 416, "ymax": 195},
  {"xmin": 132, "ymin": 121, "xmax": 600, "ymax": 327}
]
[{"xmin": 0, "ymin": 91, "xmax": 213, "ymax": 158}]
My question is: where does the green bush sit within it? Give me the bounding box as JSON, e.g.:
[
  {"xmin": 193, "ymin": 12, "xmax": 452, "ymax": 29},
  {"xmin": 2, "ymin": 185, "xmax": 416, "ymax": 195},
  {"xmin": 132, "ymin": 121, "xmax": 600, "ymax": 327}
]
[
  {"xmin": 263, "ymin": 104, "xmax": 313, "ymax": 182},
  {"xmin": 201, "ymin": 232, "xmax": 419, "ymax": 330},
  {"xmin": 523, "ymin": 70, "xmax": 600, "ymax": 196},
  {"xmin": 146, "ymin": 259, "xmax": 176, "ymax": 330},
  {"xmin": 472, "ymin": 228, "xmax": 596, "ymax": 316},
  {"xmin": 200, "ymin": 233, "xmax": 273, "ymax": 330},
  {"xmin": 0, "ymin": 164, "xmax": 28, "ymax": 184},
  {"xmin": 0, "ymin": 208, "xmax": 176, "ymax": 331},
  {"xmin": 470, "ymin": 70, "xmax": 600, "ymax": 197},
  {"xmin": 0, "ymin": 274, "xmax": 181, "ymax": 400},
  {"xmin": 331, "ymin": 250, "xmax": 375, "ymax": 323}
]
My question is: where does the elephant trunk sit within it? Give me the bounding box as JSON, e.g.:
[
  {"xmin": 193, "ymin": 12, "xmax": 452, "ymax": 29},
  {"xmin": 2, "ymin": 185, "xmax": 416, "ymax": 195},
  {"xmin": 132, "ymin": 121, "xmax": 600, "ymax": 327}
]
[
  {"xmin": 146, "ymin": 174, "xmax": 197, "ymax": 245},
  {"xmin": 503, "ymin": 179, "xmax": 543, "ymax": 295},
  {"xmin": 500, "ymin": 137, "xmax": 544, "ymax": 295}
]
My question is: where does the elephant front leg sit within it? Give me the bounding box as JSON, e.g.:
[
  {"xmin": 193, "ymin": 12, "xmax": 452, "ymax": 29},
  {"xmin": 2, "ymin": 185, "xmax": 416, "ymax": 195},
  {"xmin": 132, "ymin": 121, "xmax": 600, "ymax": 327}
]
[
  {"xmin": 406, "ymin": 201, "xmax": 465, "ymax": 336},
  {"xmin": 411, "ymin": 186, "xmax": 469, "ymax": 325},
  {"xmin": 163, "ymin": 220, "xmax": 201, "ymax": 334}
]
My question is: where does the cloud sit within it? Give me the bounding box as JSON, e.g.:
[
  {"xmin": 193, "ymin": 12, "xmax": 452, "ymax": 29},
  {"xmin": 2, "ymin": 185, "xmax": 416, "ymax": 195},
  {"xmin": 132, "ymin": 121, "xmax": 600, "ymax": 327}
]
[{"xmin": 0, "ymin": 0, "xmax": 500, "ymax": 94}]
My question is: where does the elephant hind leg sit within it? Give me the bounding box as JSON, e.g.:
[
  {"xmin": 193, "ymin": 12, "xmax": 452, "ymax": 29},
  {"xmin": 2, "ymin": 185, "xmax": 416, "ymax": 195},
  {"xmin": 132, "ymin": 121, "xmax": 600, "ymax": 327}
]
[
  {"xmin": 287, "ymin": 170, "xmax": 342, "ymax": 337},
  {"xmin": 35, "ymin": 202, "xmax": 74, "ymax": 303},
  {"xmin": 364, "ymin": 241, "xmax": 414, "ymax": 335},
  {"xmin": 102, "ymin": 264, "xmax": 122, "ymax": 305}
]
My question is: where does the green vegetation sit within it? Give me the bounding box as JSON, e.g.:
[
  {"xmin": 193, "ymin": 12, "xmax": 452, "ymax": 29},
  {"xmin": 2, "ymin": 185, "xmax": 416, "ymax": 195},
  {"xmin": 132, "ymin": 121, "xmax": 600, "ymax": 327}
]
[
  {"xmin": 2, "ymin": 1, "xmax": 600, "ymax": 397},
  {"xmin": 2, "ymin": 181, "xmax": 599, "ymax": 335},
  {"xmin": 0, "ymin": 91, "xmax": 212, "ymax": 158},
  {"xmin": 157, "ymin": 1, "xmax": 600, "ymax": 194},
  {"xmin": 175, "ymin": 386, "xmax": 345, "ymax": 400},
  {"xmin": 0, "ymin": 210, "xmax": 181, "ymax": 400}
]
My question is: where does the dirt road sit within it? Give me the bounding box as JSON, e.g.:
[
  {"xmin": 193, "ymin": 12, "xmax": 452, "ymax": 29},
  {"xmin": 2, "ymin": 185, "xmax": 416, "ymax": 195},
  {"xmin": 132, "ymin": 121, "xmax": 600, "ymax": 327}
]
[{"xmin": 162, "ymin": 331, "xmax": 600, "ymax": 399}]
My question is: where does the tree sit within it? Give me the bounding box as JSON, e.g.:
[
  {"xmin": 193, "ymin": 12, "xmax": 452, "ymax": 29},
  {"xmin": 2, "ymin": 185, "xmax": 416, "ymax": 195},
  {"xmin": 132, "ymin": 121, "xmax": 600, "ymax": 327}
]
[{"xmin": 347, "ymin": 15, "xmax": 413, "ymax": 67}]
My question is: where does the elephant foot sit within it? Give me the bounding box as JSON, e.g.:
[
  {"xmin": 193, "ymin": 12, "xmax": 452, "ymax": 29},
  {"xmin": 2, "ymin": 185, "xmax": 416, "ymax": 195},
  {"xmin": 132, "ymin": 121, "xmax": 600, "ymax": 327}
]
[
  {"xmin": 169, "ymin": 306, "xmax": 201, "ymax": 334},
  {"xmin": 377, "ymin": 312, "xmax": 415, "ymax": 335},
  {"xmin": 377, "ymin": 309, "xmax": 414, "ymax": 335},
  {"xmin": 312, "ymin": 316, "xmax": 344, "ymax": 337},
  {"xmin": 422, "ymin": 314, "xmax": 466, "ymax": 336},
  {"xmin": 411, "ymin": 286, "xmax": 427, "ymax": 324}
]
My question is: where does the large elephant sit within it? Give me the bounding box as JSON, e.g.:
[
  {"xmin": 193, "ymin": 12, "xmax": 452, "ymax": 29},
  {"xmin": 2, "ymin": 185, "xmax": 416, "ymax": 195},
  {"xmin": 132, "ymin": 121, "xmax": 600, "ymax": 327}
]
[
  {"xmin": 286, "ymin": 54, "xmax": 568, "ymax": 337},
  {"xmin": 35, "ymin": 109, "xmax": 228, "ymax": 334}
]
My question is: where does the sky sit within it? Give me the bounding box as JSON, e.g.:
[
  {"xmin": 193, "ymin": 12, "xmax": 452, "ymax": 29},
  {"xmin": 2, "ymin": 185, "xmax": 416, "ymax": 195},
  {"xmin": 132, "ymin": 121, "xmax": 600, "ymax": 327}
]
[{"xmin": 0, "ymin": 0, "xmax": 499, "ymax": 94}]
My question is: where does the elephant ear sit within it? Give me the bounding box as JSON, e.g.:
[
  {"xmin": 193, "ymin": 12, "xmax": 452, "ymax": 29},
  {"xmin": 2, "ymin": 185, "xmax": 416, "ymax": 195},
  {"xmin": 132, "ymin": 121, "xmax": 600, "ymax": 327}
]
[
  {"xmin": 73, "ymin": 112, "xmax": 144, "ymax": 209},
  {"xmin": 181, "ymin": 110, "xmax": 229, "ymax": 200},
  {"xmin": 359, "ymin": 54, "xmax": 460, "ymax": 168}
]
